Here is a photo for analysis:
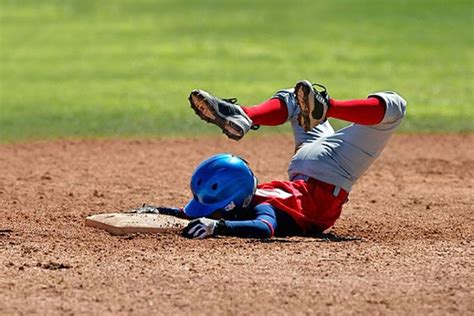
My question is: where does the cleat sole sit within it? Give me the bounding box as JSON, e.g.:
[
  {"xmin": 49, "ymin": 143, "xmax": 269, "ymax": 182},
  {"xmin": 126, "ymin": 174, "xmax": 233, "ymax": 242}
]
[
  {"xmin": 189, "ymin": 90, "xmax": 244, "ymax": 141},
  {"xmin": 295, "ymin": 80, "xmax": 325, "ymax": 132},
  {"xmin": 295, "ymin": 80, "xmax": 313, "ymax": 132}
]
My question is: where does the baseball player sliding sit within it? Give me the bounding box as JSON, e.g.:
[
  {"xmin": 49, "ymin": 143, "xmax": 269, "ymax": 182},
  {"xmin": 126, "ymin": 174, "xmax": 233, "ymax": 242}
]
[{"xmin": 163, "ymin": 80, "xmax": 407, "ymax": 238}]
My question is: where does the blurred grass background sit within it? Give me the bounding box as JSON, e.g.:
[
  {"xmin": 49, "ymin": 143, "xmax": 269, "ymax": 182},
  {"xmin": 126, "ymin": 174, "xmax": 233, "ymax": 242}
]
[{"xmin": 0, "ymin": 0, "xmax": 472, "ymax": 142}]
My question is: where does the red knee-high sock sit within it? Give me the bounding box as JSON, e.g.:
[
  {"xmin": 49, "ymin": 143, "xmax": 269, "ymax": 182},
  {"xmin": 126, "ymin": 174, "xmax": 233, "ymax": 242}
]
[
  {"xmin": 242, "ymin": 98, "xmax": 288, "ymax": 126},
  {"xmin": 327, "ymin": 97, "xmax": 386, "ymax": 125}
]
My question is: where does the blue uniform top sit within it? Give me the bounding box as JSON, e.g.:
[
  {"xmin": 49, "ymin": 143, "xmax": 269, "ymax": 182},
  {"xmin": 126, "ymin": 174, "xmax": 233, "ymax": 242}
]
[{"xmin": 220, "ymin": 203, "xmax": 301, "ymax": 238}]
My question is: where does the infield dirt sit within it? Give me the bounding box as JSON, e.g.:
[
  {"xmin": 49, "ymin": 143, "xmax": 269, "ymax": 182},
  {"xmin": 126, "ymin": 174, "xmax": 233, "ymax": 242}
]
[{"xmin": 0, "ymin": 135, "xmax": 472, "ymax": 315}]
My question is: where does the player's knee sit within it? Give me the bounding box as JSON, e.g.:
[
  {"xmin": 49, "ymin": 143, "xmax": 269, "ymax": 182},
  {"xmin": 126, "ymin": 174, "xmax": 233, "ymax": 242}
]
[
  {"xmin": 272, "ymin": 88, "xmax": 296, "ymax": 121},
  {"xmin": 392, "ymin": 92, "xmax": 407, "ymax": 122},
  {"xmin": 389, "ymin": 92, "xmax": 407, "ymax": 120},
  {"xmin": 375, "ymin": 91, "xmax": 407, "ymax": 124}
]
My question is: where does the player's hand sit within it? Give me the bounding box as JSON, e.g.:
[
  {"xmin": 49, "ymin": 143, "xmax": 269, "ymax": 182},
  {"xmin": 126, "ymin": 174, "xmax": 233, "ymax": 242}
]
[
  {"xmin": 156, "ymin": 206, "xmax": 188, "ymax": 218},
  {"xmin": 131, "ymin": 205, "xmax": 190, "ymax": 219},
  {"xmin": 182, "ymin": 218, "xmax": 218, "ymax": 239}
]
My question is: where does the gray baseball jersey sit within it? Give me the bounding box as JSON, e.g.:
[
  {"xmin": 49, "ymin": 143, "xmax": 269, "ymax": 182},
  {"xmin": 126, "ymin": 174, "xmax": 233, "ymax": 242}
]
[{"xmin": 273, "ymin": 89, "xmax": 407, "ymax": 193}]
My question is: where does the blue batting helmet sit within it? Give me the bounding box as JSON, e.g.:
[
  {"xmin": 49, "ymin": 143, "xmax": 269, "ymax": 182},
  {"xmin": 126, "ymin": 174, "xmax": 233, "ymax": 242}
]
[{"xmin": 184, "ymin": 153, "xmax": 257, "ymax": 218}]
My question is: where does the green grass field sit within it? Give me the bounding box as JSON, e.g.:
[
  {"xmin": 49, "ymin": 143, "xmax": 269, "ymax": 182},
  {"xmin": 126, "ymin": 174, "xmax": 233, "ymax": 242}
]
[{"xmin": 0, "ymin": 0, "xmax": 472, "ymax": 142}]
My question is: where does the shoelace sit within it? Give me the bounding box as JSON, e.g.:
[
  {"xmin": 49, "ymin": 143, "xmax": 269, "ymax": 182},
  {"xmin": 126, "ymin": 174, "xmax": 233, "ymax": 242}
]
[
  {"xmin": 222, "ymin": 98, "xmax": 238, "ymax": 104},
  {"xmin": 222, "ymin": 97, "xmax": 260, "ymax": 130},
  {"xmin": 311, "ymin": 83, "xmax": 328, "ymax": 95},
  {"xmin": 311, "ymin": 83, "xmax": 330, "ymax": 105}
]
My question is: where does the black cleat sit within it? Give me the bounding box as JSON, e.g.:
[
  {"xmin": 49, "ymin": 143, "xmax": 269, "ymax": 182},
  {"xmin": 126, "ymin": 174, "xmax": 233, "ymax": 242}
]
[
  {"xmin": 294, "ymin": 80, "xmax": 330, "ymax": 131},
  {"xmin": 189, "ymin": 89, "xmax": 256, "ymax": 141}
]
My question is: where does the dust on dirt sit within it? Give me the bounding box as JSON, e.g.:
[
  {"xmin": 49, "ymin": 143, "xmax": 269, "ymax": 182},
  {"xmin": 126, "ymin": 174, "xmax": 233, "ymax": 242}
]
[{"xmin": 0, "ymin": 135, "xmax": 473, "ymax": 315}]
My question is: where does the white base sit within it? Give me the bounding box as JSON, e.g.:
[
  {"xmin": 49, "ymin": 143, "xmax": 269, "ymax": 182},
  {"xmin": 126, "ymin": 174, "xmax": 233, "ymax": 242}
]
[{"xmin": 85, "ymin": 213, "xmax": 189, "ymax": 236}]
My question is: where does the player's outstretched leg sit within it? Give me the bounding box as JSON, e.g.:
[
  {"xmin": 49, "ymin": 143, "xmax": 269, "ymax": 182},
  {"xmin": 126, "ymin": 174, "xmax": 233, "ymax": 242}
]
[
  {"xmin": 189, "ymin": 89, "xmax": 290, "ymax": 141},
  {"xmin": 189, "ymin": 89, "xmax": 256, "ymax": 141}
]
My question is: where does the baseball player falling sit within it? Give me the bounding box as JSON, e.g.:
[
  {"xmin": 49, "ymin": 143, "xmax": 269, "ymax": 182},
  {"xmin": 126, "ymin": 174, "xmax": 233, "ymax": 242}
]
[{"xmin": 163, "ymin": 80, "xmax": 407, "ymax": 239}]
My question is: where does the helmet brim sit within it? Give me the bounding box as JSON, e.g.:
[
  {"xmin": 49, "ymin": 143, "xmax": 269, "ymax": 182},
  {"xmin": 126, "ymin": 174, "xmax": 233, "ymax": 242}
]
[{"xmin": 183, "ymin": 198, "xmax": 221, "ymax": 218}]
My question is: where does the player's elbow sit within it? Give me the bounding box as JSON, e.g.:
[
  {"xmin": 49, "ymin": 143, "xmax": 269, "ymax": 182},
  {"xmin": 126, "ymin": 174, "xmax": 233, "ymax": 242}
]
[
  {"xmin": 258, "ymin": 219, "xmax": 275, "ymax": 238},
  {"xmin": 261, "ymin": 228, "xmax": 273, "ymax": 239}
]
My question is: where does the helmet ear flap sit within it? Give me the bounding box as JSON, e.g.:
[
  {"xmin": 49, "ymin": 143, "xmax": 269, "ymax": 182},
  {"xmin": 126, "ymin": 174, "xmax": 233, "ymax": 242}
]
[
  {"xmin": 242, "ymin": 195, "xmax": 253, "ymax": 208},
  {"xmin": 241, "ymin": 175, "xmax": 258, "ymax": 209},
  {"xmin": 235, "ymin": 156, "xmax": 257, "ymax": 182}
]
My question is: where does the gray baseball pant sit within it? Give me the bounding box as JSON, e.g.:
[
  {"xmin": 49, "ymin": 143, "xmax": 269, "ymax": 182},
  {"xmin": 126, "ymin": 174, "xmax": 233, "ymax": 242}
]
[{"xmin": 272, "ymin": 89, "xmax": 407, "ymax": 193}]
